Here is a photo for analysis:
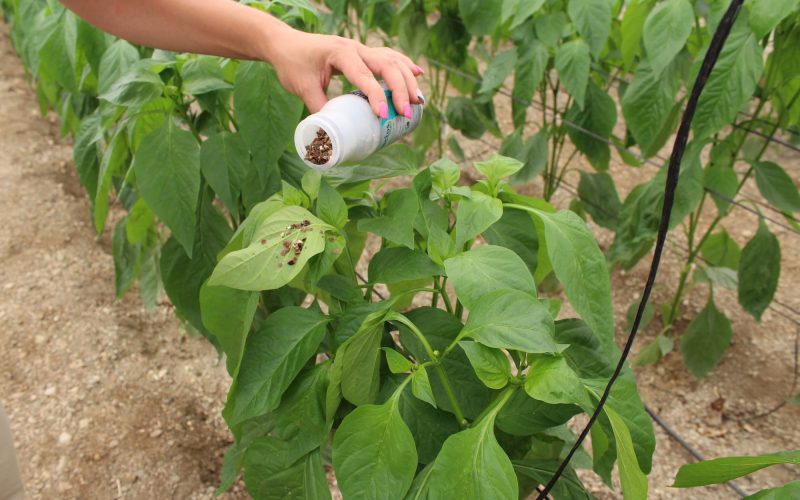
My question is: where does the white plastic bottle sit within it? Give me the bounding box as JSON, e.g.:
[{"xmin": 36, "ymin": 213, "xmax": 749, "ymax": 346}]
[{"xmin": 294, "ymin": 87, "xmax": 424, "ymax": 170}]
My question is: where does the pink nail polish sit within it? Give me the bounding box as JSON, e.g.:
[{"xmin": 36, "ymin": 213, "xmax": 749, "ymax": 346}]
[
  {"xmin": 414, "ymin": 65, "xmax": 425, "ymax": 75},
  {"xmin": 379, "ymin": 102, "xmax": 389, "ymax": 120},
  {"xmin": 403, "ymin": 104, "xmax": 413, "ymax": 119}
]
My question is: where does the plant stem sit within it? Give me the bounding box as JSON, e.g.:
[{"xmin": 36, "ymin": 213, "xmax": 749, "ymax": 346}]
[
  {"xmin": 431, "ymin": 276, "xmax": 440, "ymax": 308},
  {"xmin": 386, "ymin": 312, "xmax": 437, "ymax": 363},
  {"xmin": 434, "ymin": 364, "xmax": 467, "ymax": 426},
  {"xmin": 438, "ymin": 276, "xmax": 454, "ymax": 314},
  {"xmin": 387, "ymin": 311, "xmax": 467, "ymax": 425},
  {"xmin": 470, "ymin": 385, "xmax": 517, "ymax": 427}
]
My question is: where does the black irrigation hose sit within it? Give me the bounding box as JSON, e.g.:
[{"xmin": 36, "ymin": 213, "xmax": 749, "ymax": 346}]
[{"xmin": 536, "ymin": 0, "xmax": 746, "ymax": 496}]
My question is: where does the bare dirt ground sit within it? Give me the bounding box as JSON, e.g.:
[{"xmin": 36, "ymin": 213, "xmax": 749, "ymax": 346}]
[{"xmin": 1, "ymin": 20, "xmax": 799, "ymax": 500}]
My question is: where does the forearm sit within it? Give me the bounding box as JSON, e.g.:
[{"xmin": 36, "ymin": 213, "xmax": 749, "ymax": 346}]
[{"xmin": 60, "ymin": 0, "xmax": 288, "ymax": 63}]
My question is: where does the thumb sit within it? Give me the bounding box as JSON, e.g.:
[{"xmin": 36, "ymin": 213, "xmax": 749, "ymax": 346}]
[{"xmin": 301, "ymin": 85, "xmax": 328, "ymax": 113}]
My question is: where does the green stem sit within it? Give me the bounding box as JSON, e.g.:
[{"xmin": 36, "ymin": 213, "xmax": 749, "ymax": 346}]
[
  {"xmin": 434, "ymin": 363, "xmax": 467, "ymax": 426},
  {"xmin": 386, "ymin": 313, "xmax": 466, "ymax": 425},
  {"xmin": 438, "ymin": 276, "xmax": 454, "ymax": 314},
  {"xmin": 432, "ymin": 276, "xmax": 440, "ymax": 308},
  {"xmin": 386, "ymin": 312, "xmax": 437, "ymax": 363},
  {"xmin": 470, "ymin": 385, "xmax": 517, "ymax": 427}
]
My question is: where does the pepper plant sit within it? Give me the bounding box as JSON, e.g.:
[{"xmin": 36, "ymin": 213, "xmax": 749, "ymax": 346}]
[
  {"xmin": 205, "ymin": 154, "xmax": 655, "ymax": 498},
  {"xmin": 333, "ymin": 0, "xmax": 800, "ymax": 378},
  {"xmin": 2, "ymin": 0, "xmax": 656, "ymax": 497}
]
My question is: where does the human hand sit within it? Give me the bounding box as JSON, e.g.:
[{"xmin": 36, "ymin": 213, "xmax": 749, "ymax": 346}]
[{"xmin": 266, "ymin": 28, "xmax": 423, "ymax": 119}]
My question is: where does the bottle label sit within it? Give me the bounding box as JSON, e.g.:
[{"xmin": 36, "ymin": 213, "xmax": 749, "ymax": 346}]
[{"xmin": 351, "ymin": 88, "xmax": 424, "ymax": 149}]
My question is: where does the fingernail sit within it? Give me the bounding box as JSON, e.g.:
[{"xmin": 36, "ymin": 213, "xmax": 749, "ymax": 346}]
[
  {"xmin": 379, "ymin": 102, "xmax": 389, "ymax": 120},
  {"xmin": 414, "ymin": 65, "xmax": 425, "ymax": 75},
  {"xmin": 403, "ymin": 104, "xmax": 412, "ymax": 119}
]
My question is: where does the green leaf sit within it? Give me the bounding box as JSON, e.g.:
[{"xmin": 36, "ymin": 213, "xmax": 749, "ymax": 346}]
[
  {"xmin": 38, "ymin": 11, "xmax": 77, "ymax": 93},
  {"xmin": 324, "ymin": 144, "xmax": 418, "ymax": 185},
  {"xmin": 577, "ymin": 171, "xmax": 621, "ymax": 229},
  {"xmin": 412, "ymin": 366, "xmax": 437, "ymax": 407},
  {"xmin": 621, "ymin": 0, "xmax": 650, "ymax": 70},
  {"xmin": 701, "ymin": 229, "xmax": 741, "ymax": 270},
  {"xmin": 482, "ymin": 208, "xmax": 539, "ymax": 273},
  {"xmin": 132, "ymin": 119, "xmax": 200, "ymax": 257},
  {"xmin": 368, "ymin": 247, "xmax": 441, "ymax": 284},
  {"xmin": 98, "ymin": 39, "xmax": 140, "ymax": 95},
  {"xmin": 557, "ymin": 320, "xmax": 655, "ymax": 473},
  {"xmin": 397, "ymin": 308, "xmax": 496, "ymax": 419},
  {"xmin": 199, "ymin": 284, "xmax": 258, "ymax": 376},
  {"xmin": 748, "ymin": 0, "xmax": 800, "ymax": 38},
  {"xmin": 694, "ymin": 266, "xmax": 738, "ymax": 290},
  {"xmin": 738, "ymin": 219, "xmax": 781, "ymax": 321},
  {"xmin": 673, "ymin": 451, "xmax": 800, "ymax": 487},
  {"xmin": 462, "ymin": 289, "xmax": 560, "ymax": 354},
  {"xmin": 446, "ymin": 96, "xmax": 486, "ymax": 139},
  {"xmin": 444, "ymin": 245, "xmax": 536, "ymax": 311},
  {"xmin": 454, "ymin": 191, "xmax": 503, "ymax": 248},
  {"xmin": 512, "ymin": 41, "xmax": 548, "ymax": 128},
  {"xmin": 754, "ymin": 161, "xmax": 800, "ymax": 213},
  {"xmin": 270, "ymin": 363, "xmax": 331, "ymax": 457},
  {"xmin": 605, "ymin": 407, "xmax": 649, "ymax": 499},
  {"xmin": 316, "ymin": 181, "xmax": 348, "ymax": 229},
  {"xmin": 475, "ymin": 154, "xmax": 524, "ymax": 187},
  {"xmin": 504, "ymin": 0, "xmax": 546, "ymax": 29},
  {"xmin": 565, "ymin": 83, "xmax": 617, "ymax": 170},
  {"xmin": 704, "ymin": 164, "xmax": 739, "ymax": 215},
  {"xmin": 234, "ymin": 61, "xmax": 303, "ymax": 166},
  {"xmin": 426, "ymin": 414, "xmax": 518, "ymax": 499},
  {"xmin": 391, "ymin": 380, "xmax": 460, "ymax": 465},
  {"xmin": 478, "ymin": 49, "xmax": 517, "ymax": 96},
  {"xmin": 497, "ymin": 391, "xmax": 580, "ymax": 436},
  {"xmin": 555, "ymin": 39, "xmax": 591, "ymax": 110},
  {"xmin": 622, "ymin": 60, "xmax": 681, "ymax": 154},
  {"xmin": 513, "ymin": 459, "xmax": 592, "ymax": 499},
  {"xmin": 384, "ymin": 348, "xmax": 413, "ymax": 374},
  {"xmin": 533, "ymin": 210, "xmax": 615, "ymax": 354},
  {"xmin": 160, "ymin": 195, "xmax": 231, "ymax": 341},
  {"xmin": 112, "ymin": 218, "xmax": 141, "ymax": 298},
  {"xmin": 626, "ymin": 298, "xmax": 656, "ymax": 332},
  {"xmin": 359, "ymin": 188, "xmax": 419, "ymax": 249},
  {"xmin": 458, "ymin": 0, "xmax": 501, "ymax": 36},
  {"xmin": 681, "ymin": 295, "xmax": 733, "ymax": 378},
  {"xmin": 226, "ymin": 307, "xmax": 329, "ymax": 425},
  {"xmin": 507, "ymin": 129, "xmax": 548, "ymax": 185},
  {"xmin": 333, "ymin": 398, "xmax": 418, "ymax": 499},
  {"xmin": 100, "ymin": 65, "xmax": 164, "ymax": 107},
  {"xmin": 429, "ymin": 157, "xmax": 461, "ymax": 195},
  {"xmin": 524, "ymin": 355, "xmax": 589, "ymax": 406},
  {"xmin": 200, "ymin": 131, "xmax": 249, "ymax": 220},
  {"xmin": 746, "ymin": 481, "xmax": 800, "ymax": 500},
  {"xmin": 93, "ymin": 134, "xmax": 127, "ymax": 234},
  {"xmin": 243, "ymin": 441, "xmax": 330, "ymax": 500},
  {"xmin": 643, "ymin": 0, "xmax": 693, "ymax": 75},
  {"xmin": 692, "ymin": 16, "xmax": 764, "ymax": 139},
  {"xmin": 181, "ymin": 56, "xmax": 232, "ymax": 95},
  {"xmin": 634, "ymin": 334, "xmax": 673, "ymax": 367},
  {"xmin": 339, "ymin": 311, "xmax": 388, "ymax": 406},
  {"xmin": 208, "ymin": 206, "xmax": 331, "ymax": 291},
  {"xmin": 568, "ymin": 0, "xmax": 612, "ymax": 58},
  {"xmin": 459, "ymin": 342, "xmax": 511, "ymax": 390}
]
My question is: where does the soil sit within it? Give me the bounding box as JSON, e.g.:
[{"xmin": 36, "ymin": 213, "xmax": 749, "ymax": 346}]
[
  {"xmin": 1, "ymin": 19, "xmax": 799, "ymax": 500},
  {"xmin": 305, "ymin": 129, "xmax": 333, "ymax": 165}
]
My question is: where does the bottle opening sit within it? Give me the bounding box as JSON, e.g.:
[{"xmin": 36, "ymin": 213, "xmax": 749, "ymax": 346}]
[{"xmin": 303, "ymin": 128, "xmax": 334, "ymax": 167}]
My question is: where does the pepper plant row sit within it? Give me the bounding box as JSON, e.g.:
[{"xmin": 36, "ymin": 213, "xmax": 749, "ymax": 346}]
[{"xmin": 335, "ymin": 0, "xmax": 800, "ymax": 378}]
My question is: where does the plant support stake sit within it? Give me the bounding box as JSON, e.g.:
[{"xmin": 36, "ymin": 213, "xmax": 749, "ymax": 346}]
[{"xmin": 536, "ymin": 0, "xmax": 746, "ymax": 497}]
